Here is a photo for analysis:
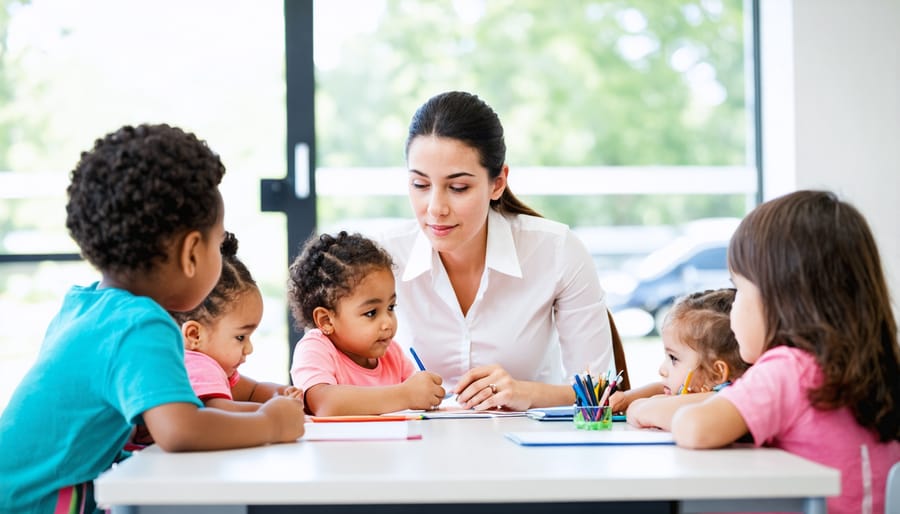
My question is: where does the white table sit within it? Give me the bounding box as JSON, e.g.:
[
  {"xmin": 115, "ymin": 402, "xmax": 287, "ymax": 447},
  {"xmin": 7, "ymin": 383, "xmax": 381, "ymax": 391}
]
[{"xmin": 95, "ymin": 417, "xmax": 839, "ymax": 514}]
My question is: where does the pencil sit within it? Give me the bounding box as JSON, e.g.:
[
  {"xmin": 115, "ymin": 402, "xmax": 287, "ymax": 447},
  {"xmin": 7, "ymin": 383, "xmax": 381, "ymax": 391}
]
[{"xmin": 679, "ymin": 369, "xmax": 695, "ymax": 395}]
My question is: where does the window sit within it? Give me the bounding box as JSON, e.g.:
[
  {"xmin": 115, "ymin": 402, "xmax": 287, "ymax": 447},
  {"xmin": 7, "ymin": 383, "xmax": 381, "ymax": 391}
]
[
  {"xmin": 0, "ymin": 0, "xmax": 288, "ymax": 410},
  {"xmin": 1, "ymin": 0, "xmax": 759, "ymax": 411},
  {"xmin": 309, "ymin": 0, "xmax": 758, "ymax": 382}
]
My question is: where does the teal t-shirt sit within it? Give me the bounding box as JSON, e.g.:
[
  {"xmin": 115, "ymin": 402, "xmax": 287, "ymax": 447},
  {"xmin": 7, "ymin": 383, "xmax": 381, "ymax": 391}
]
[{"xmin": 0, "ymin": 283, "xmax": 202, "ymax": 514}]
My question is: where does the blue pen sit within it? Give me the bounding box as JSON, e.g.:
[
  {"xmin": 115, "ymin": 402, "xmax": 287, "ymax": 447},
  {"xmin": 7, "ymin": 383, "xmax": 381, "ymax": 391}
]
[
  {"xmin": 409, "ymin": 347, "xmax": 427, "ymax": 371},
  {"xmin": 410, "ymin": 347, "xmax": 453, "ymax": 398},
  {"xmin": 572, "ymin": 375, "xmax": 591, "ymax": 406}
]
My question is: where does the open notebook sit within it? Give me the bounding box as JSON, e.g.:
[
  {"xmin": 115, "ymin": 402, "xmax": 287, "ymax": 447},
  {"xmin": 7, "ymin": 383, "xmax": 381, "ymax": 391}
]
[
  {"xmin": 383, "ymin": 397, "xmax": 528, "ymax": 419},
  {"xmin": 418, "ymin": 397, "xmax": 527, "ymax": 419}
]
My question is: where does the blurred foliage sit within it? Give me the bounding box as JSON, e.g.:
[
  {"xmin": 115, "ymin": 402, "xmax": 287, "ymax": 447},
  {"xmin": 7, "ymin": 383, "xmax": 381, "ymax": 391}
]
[
  {"xmin": 317, "ymin": 0, "xmax": 746, "ymax": 167},
  {"xmin": 0, "ymin": 0, "xmax": 40, "ymax": 172},
  {"xmin": 315, "ymin": 0, "xmax": 750, "ymax": 227},
  {"xmin": 0, "ymin": 0, "xmax": 751, "ymax": 233}
]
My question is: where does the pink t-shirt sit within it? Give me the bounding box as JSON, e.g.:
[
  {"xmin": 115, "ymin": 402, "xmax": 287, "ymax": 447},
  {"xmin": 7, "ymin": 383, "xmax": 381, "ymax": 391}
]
[
  {"xmin": 290, "ymin": 329, "xmax": 415, "ymax": 392},
  {"xmin": 184, "ymin": 349, "xmax": 240, "ymax": 401},
  {"xmin": 719, "ymin": 345, "xmax": 900, "ymax": 514}
]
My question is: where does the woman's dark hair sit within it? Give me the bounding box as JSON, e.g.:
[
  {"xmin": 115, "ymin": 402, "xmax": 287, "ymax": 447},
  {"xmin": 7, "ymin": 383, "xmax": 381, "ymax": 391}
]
[
  {"xmin": 728, "ymin": 189, "xmax": 899, "ymax": 442},
  {"xmin": 665, "ymin": 288, "xmax": 749, "ymax": 388},
  {"xmin": 288, "ymin": 231, "xmax": 394, "ymax": 330},
  {"xmin": 66, "ymin": 123, "xmax": 225, "ymax": 275},
  {"xmin": 406, "ymin": 91, "xmax": 541, "ymax": 218},
  {"xmin": 170, "ymin": 232, "xmax": 257, "ymax": 326}
]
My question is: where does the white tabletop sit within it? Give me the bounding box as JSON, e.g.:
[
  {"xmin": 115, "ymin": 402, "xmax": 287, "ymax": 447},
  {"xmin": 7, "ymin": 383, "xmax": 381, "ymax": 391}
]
[{"xmin": 96, "ymin": 417, "xmax": 839, "ymax": 509}]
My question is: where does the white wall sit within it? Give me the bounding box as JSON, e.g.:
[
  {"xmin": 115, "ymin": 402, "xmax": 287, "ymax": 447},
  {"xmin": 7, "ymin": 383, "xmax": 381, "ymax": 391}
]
[{"xmin": 761, "ymin": 0, "xmax": 900, "ymax": 314}]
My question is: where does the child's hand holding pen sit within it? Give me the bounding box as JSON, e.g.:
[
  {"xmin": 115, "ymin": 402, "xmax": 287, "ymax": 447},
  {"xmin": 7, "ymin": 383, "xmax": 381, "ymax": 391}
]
[
  {"xmin": 259, "ymin": 395, "xmax": 307, "ymax": 442},
  {"xmin": 409, "ymin": 347, "xmax": 454, "ymax": 401},
  {"xmin": 402, "ymin": 371, "xmax": 446, "ymax": 410}
]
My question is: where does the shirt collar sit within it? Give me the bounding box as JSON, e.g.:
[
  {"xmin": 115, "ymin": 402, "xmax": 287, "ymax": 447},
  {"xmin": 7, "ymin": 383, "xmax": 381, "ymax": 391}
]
[
  {"xmin": 401, "ymin": 209, "xmax": 523, "ymax": 281},
  {"xmin": 485, "ymin": 209, "xmax": 522, "ymax": 278}
]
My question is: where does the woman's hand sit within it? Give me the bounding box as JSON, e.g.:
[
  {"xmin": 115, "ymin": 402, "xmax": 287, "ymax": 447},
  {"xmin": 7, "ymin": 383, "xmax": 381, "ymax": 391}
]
[
  {"xmin": 402, "ymin": 371, "xmax": 446, "ymax": 410},
  {"xmin": 455, "ymin": 364, "xmax": 532, "ymax": 411}
]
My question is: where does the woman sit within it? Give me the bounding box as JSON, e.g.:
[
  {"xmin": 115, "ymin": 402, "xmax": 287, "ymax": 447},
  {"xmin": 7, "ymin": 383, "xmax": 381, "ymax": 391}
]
[{"xmin": 379, "ymin": 91, "xmax": 613, "ymax": 411}]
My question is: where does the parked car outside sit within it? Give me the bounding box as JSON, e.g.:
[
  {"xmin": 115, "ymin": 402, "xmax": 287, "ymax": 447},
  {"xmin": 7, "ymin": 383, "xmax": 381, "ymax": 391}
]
[{"xmin": 605, "ymin": 218, "xmax": 740, "ymax": 336}]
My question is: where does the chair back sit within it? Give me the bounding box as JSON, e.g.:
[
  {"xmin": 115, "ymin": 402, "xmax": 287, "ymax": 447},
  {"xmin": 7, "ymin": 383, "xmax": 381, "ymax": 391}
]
[{"xmin": 608, "ymin": 310, "xmax": 631, "ymax": 391}]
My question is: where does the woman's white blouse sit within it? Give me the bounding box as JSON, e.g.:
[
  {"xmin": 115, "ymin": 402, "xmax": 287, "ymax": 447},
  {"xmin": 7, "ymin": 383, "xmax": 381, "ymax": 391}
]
[{"xmin": 378, "ymin": 210, "xmax": 613, "ymax": 390}]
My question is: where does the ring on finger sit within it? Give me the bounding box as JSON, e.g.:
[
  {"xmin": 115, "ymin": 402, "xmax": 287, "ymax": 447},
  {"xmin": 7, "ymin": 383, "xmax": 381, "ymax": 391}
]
[{"xmin": 489, "ymin": 383, "xmax": 498, "ymax": 394}]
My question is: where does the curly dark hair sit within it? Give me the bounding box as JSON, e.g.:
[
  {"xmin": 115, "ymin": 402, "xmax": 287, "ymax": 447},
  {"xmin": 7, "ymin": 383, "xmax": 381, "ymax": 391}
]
[
  {"xmin": 665, "ymin": 288, "xmax": 749, "ymax": 388},
  {"xmin": 728, "ymin": 189, "xmax": 899, "ymax": 442},
  {"xmin": 170, "ymin": 232, "xmax": 257, "ymax": 326},
  {"xmin": 288, "ymin": 231, "xmax": 394, "ymax": 330},
  {"xmin": 66, "ymin": 123, "xmax": 225, "ymax": 275}
]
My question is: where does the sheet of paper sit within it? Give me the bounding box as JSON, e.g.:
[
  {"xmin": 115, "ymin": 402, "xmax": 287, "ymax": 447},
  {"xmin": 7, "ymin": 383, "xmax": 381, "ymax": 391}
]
[
  {"xmin": 385, "ymin": 397, "xmax": 528, "ymax": 419},
  {"xmin": 308, "ymin": 415, "xmax": 423, "ymax": 422},
  {"xmin": 504, "ymin": 429, "xmax": 674, "ymax": 446},
  {"xmin": 302, "ymin": 420, "xmax": 423, "ymax": 441}
]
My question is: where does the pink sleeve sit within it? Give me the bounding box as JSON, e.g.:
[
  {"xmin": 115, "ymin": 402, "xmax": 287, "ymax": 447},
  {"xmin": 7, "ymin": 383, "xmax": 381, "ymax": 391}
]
[
  {"xmin": 184, "ymin": 350, "xmax": 233, "ymax": 400},
  {"xmin": 290, "ymin": 334, "xmax": 340, "ymax": 391},
  {"xmin": 717, "ymin": 346, "xmax": 808, "ymax": 446}
]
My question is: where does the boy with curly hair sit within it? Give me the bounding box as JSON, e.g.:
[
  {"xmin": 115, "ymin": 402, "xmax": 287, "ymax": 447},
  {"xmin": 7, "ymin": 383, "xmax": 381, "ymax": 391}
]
[{"xmin": 0, "ymin": 124, "xmax": 305, "ymax": 514}]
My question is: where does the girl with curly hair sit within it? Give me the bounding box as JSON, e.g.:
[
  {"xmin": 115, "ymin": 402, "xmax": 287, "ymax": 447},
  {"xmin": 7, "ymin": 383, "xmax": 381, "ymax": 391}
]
[
  {"xmin": 289, "ymin": 231, "xmax": 445, "ymax": 416},
  {"xmin": 170, "ymin": 232, "xmax": 302, "ymax": 411}
]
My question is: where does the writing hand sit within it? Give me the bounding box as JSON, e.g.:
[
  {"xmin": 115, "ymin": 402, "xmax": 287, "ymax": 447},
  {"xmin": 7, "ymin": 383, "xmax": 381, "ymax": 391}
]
[
  {"xmin": 259, "ymin": 395, "xmax": 306, "ymax": 442},
  {"xmin": 281, "ymin": 386, "xmax": 305, "ymax": 402},
  {"xmin": 402, "ymin": 371, "xmax": 446, "ymax": 410}
]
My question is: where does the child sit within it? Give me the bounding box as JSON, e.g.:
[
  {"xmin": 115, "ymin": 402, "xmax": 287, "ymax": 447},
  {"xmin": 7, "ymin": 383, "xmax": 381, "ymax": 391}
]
[
  {"xmin": 612, "ymin": 288, "xmax": 749, "ymax": 424},
  {"xmin": 0, "ymin": 124, "xmax": 305, "ymax": 514},
  {"xmin": 288, "ymin": 231, "xmax": 446, "ymax": 416},
  {"xmin": 170, "ymin": 231, "xmax": 302, "ymax": 412},
  {"xmin": 670, "ymin": 190, "xmax": 900, "ymax": 514}
]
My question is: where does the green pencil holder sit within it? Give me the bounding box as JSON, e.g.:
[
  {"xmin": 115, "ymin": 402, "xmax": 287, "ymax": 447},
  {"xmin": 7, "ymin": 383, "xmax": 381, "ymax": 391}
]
[{"xmin": 573, "ymin": 405, "xmax": 613, "ymax": 430}]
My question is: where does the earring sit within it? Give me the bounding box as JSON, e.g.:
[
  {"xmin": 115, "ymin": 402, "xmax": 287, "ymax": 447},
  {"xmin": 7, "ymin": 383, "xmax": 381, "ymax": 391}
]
[{"xmin": 322, "ymin": 327, "xmax": 332, "ymax": 335}]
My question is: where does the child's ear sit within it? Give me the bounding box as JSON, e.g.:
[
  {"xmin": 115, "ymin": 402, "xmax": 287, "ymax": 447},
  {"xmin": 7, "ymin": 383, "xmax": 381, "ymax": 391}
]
[
  {"xmin": 182, "ymin": 320, "xmax": 205, "ymax": 350},
  {"xmin": 312, "ymin": 307, "xmax": 334, "ymax": 336},
  {"xmin": 177, "ymin": 230, "xmax": 204, "ymax": 278},
  {"xmin": 711, "ymin": 359, "xmax": 731, "ymax": 384}
]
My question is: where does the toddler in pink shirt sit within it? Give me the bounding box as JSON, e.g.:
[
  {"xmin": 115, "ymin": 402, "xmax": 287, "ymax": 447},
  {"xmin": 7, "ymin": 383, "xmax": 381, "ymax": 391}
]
[
  {"xmin": 171, "ymin": 232, "xmax": 302, "ymax": 411},
  {"xmin": 288, "ymin": 231, "xmax": 446, "ymax": 416}
]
